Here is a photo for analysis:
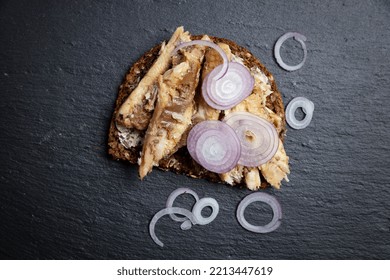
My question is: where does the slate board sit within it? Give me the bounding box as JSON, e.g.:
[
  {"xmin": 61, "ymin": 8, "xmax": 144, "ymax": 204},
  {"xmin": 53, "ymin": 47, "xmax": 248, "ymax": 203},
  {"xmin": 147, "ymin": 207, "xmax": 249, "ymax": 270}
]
[{"xmin": 1, "ymin": 0, "xmax": 389, "ymax": 259}]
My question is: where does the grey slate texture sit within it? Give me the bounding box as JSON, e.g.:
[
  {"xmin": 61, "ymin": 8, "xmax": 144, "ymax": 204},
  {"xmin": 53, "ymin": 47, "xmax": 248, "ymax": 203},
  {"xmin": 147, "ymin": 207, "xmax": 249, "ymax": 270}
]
[{"xmin": 0, "ymin": 0, "xmax": 389, "ymax": 259}]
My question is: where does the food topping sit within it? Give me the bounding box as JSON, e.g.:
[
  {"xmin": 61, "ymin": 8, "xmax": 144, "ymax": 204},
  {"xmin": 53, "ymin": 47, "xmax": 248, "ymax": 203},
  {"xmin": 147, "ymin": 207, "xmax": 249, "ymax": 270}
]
[
  {"xmin": 116, "ymin": 27, "xmax": 291, "ymax": 189},
  {"xmin": 244, "ymin": 167, "xmax": 262, "ymax": 191},
  {"xmin": 116, "ymin": 26, "xmax": 191, "ymax": 130},
  {"xmin": 192, "ymin": 43, "xmax": 232, "ymax": 124},
  {"xmin": 138, "ymin": 36, "xmax": 209, "ymax": 179},
  {"xmin": 116, "ymin": 123, "xmax": 143, "ymax": 149},
  {"xmin": 202, "ymin": 62, "xmax": 254, "ymax": 110},
  {"xmin": 175, "ymin": 40, "xmax": 254, "ymax": 110},
  {"xmin": 260, "ymin": 139, "xmax": 290, "ymax": 189},
  {"xmin": 223, "ymin": 112, "xmax": 279, "ymax": 168},
  {"xmin": 174, "ymin": 40, "xmax": 229, "ymax": 80},
  {"xmin": 187, "ymin": 120, "xmax": 241, "ymax": 174}
]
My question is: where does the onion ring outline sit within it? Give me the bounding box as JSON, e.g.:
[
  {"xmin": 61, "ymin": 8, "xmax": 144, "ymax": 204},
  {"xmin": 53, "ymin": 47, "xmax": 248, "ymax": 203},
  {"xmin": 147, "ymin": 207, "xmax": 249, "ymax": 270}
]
[
  {"xmin": 236, "ymin": 192, "xmax": 282, "ymax": 233},
  {"xmin": 274, "ymin": 32, "xmax": 307, "ymax": 71},
  {"xmin": 285, "ymin": 97, "xmax": 315, "ymax": 129},
  {"xmin": 149, "ymin": 207, "xmax": 198, "ymax": 247},
  {"xmin": 192, "ymin": 197, "xmax": 220, "ymax": 225},
  {"xmin": 165, "ymin": 188, "xmax": 200, "ymax": 222}
]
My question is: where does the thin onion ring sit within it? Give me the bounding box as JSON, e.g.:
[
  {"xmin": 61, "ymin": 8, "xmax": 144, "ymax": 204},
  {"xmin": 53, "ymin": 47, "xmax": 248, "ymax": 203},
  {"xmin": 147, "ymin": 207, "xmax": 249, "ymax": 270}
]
[
  {"xmin": 285, "ymin": 97, "xmax": 314, "ymax": 129},
  {"xmin": 149, "ymin": 207, "xmax": 198, "ymax": 247},
  {"xmin": 274, "ymin": 32, "xmax": 307, "ymax": 71},
  {"xmin": 173, "ymin": 40, "xmax": 228, "ymax": 80},
  {"xmin": 236, "ymin": 193, "xmax": 282, "ymax": 233},
  {"xmin": 192, "ymin": 197, "xmax": 219, "ymax": 225},
  {"xmin": 202, "ymin": 62, "xmax": 254, "ymax": 110},
  {"xmin": 165, "ymin": 188, "xmax": 200, "ymax": 222}
]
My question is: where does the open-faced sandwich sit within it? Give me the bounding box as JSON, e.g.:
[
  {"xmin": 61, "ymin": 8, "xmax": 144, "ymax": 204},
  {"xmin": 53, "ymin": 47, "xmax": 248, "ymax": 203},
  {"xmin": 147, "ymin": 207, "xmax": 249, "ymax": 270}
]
[{"xmin": 108, "ymin": 26, "xmax": 290, "ymax": 190}]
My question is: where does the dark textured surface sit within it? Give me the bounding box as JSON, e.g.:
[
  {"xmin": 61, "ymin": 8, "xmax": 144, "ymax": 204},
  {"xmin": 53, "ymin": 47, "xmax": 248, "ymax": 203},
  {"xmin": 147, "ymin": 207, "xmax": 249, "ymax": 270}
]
[{"xmin": 1, "ymin": 0, "xmax": 389, "ymax": 259}]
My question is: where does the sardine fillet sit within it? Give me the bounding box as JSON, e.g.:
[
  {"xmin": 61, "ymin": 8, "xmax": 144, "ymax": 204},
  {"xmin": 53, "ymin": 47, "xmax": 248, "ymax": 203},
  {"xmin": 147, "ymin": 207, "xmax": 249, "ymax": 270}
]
[
  {"xmin": 139, "ymin": 39, "xmax": 208, "ymax": 179},
  {"xmin": 116, "ymin": 26, "xmax": 190, "ymax": 130}
]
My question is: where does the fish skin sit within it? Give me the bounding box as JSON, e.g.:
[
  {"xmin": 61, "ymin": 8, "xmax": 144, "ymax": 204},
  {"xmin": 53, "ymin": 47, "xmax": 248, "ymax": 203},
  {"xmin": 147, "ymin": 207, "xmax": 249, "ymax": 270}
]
[
  {"xmin": 116, "ymin": 26, "xmax": 191, "ymax": 131},
  {"xmin": 192, "ymin": 43, "xmax": 232, "ymax": 124}
]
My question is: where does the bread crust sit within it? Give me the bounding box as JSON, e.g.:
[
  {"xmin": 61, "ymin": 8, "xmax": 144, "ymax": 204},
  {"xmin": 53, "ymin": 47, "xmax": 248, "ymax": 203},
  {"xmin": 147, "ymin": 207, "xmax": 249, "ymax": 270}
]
[{"xmin": 108, "ymin": 35, "xmax": 286, "ymax": 188}]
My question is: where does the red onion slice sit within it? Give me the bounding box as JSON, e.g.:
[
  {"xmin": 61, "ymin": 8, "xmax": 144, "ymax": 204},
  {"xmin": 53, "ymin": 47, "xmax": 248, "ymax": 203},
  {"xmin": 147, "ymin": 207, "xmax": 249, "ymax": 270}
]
[
  {"xmin": 173, "ymin": 40, "xmax": 228, "ymax": 80},
  {"xmin": 187, "ymin": 121, "xmax": 241, "ymax": 173},
  {"xmin": 236, "ymin": 193, "xmax": 282, "ymax": 233},
  {"xmin": 149, "ymin": 207, "xmax": 197, "ymax": 247},
  {"xmin": 175, "ymin": 40, "xmax": 254, "ymax": 110},
  {"xmin": 274, "ymin": 32, "xmax": 307, "ymax": 71},
  {"xmin": 192, "ymin": 197, "xmax": 219, "ymax": 225},
  {"xmin": 165, "ymin": 188, "xmax": 200, "ymax": 222},
  {"xmin": 202, "ymin": 62, "xmax": 254, "ymax": 110},
  {"xmin": 285, "ymin": 97, "xmax": 315, "ymax": 129},
  {"xmin": 223, "ymin": 112, "xmax": 279, "ymax": 167}
]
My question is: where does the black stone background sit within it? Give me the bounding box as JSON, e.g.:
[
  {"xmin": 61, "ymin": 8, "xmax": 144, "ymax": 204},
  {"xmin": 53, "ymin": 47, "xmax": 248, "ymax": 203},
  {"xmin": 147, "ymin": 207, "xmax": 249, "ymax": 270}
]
[{"xmin": 1, "ymin": 0, "xmax": 389, "ymax": 259}]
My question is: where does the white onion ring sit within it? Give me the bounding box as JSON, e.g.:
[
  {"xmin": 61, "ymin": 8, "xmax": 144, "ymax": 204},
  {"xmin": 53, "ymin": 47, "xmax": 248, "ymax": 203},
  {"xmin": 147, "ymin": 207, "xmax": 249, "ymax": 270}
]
[
  {"xmin": 285, "ymin": 97, "xmax": 314, "ymax": 129},
  {"xmin": 192, "ymin": 197, "xmax": 219, "ymax": 225},
  {"xmin": 224, "ymin": 112, "xmax": 279, "ymax": 167},
  {"xmin": 187, "ymin": 121, "xmax": 241, "ymax": 174},
  {"xmin": 202, "ymin": 62, "xmax": 254, "ymax": 110},
  {"xmin": 165, "ymin": 188, "xmax": 199, "ymax": 222},
  {"xmin": 274, "ymin": 32, "xmax": 307, "ymax": 71},
  {"xmin": 149, "ymin": 207, "xmax": 198, "ymax": 247},
  {"xmin": 236, "ymin": 193, "xmax": 282, "ymax": 233},
  {"xmin": 173, "ymin": 40, "xmax": 228, "ymax": 80}
]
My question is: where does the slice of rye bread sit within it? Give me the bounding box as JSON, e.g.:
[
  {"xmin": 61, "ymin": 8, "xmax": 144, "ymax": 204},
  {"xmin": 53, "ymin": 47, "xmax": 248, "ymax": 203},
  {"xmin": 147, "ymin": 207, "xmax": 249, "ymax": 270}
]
[{"xmin": 108, "ymin": 35, "xmax": 286, "ymax": 188}]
